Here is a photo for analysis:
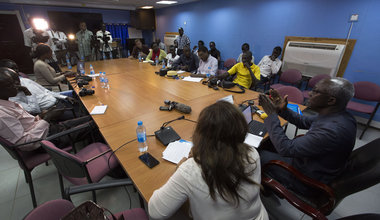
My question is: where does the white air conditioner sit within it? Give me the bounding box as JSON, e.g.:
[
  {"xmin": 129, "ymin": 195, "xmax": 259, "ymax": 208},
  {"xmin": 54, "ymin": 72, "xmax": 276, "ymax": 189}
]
[
  {"xmin": 164, "ymin": 32, "xmax": 179, "ymax": 49},
  {"xmin": 282, "ymin": 41, "xmax": 346, "ymax": 77}
]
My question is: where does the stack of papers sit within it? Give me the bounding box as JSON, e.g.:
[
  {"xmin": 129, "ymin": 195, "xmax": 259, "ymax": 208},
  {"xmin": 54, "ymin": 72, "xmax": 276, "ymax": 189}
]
[
  {"xmin": 218, "ymin": 95, "xmax": 234, "ymax": 104},
  {"xmin": 244, "ymin": 133, "xmax": 263, "ymax": 148},
  {"xmin": 162, "ymin": 140, "xmax": 193, "ymax": 164},
  {"xmin": 182, "ymin": 76, "xmax": 203, "ymax": 82},
  {"xmin": 90, "ymin": 105, "xmax": 108, "ymax": 115}
]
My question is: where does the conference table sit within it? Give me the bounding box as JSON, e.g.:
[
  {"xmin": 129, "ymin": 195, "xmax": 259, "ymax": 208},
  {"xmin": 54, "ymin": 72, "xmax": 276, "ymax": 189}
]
[{"xmin": 70, "ymin": 58, "xmax": 292, "ymax": 203}]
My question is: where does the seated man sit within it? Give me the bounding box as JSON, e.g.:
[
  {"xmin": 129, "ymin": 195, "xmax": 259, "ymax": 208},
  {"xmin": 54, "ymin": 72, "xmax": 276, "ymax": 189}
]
[
  {"xmin": 166, "ymin": 45, "xmax": 179, "ymax": 68},
  {"xmin": 146, "ymin": 42, "xmax": 167, "ymax": 63},
  {"xmin": 257, "ymin": 46, "xmax": 282, "ymax": 89},
  {"xmin": 217, "ymin": 51, "xmax": 260, "ymax": 89},
  {"xmin": 258, "ymin": 78, "xmax": 356, "ymax": 195},
  {"xmin": 192, "ymin": 46, "xmax": 218, "ymax": 77},
  {"xmin": 192, "ymin": 40, "xmax": 205, "ymax": 56},
  {"xmin": 237, "ymin": 43, "xmax": 254, "ymax": 63},
  {"xmin": 156, "ymin": 38, "xmax": 167, "ymax": 52},
  {"xmin": 172, "ymin": 46, "xmax": 199, "ymax": 72},
  {"xmin": 129, "ymin": 39, "xmax": 150, "ymax": 59},
  {"xmin": 209, "ymin": 41, "xmax": 221, "ymax": 63},
  {"xmin": 0, "ymin": 67, "xmax": 91, "ymax": 151},
  {"xmin": 0, "ymin": 59, "xmax": 76, "ymax": 117}
]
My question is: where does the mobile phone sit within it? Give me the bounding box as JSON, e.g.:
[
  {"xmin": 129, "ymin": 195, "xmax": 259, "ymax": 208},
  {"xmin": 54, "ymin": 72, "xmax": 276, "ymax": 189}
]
[{"xmin": 139, "ymin": 153, "xmax": 159, "ymax": 168}]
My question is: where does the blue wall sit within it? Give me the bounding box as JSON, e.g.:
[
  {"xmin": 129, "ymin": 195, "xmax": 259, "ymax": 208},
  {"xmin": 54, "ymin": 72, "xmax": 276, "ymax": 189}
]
[
  {"xmin": 0, "ymin": 2, "xmax": 130, "ymax": 28},
  {"xmin": 156, "ymin": 0, "xmax": 380, "ymax": 122}
]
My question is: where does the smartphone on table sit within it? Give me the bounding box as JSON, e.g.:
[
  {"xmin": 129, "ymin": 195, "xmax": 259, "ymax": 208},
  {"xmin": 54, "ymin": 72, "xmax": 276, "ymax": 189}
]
[{"xmin": 139, "ymin": 153, "xmax": 159, "ymax": 168}]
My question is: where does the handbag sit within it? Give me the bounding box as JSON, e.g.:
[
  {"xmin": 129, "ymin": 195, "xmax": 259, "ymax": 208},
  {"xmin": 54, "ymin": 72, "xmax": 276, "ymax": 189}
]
[{"xmin": 62, "ymin": 200, "xmax": 123, "ymax": 220}]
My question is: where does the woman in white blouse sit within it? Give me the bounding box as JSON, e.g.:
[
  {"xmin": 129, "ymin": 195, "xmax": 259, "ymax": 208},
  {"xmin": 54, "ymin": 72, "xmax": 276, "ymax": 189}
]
[
  {"xmin": 149, "ymin": 101, "xmax": 268, "ymax": 220},
  {"xmin": 33, "ymin": 43, "xmax": 75, "ymax": 87}
]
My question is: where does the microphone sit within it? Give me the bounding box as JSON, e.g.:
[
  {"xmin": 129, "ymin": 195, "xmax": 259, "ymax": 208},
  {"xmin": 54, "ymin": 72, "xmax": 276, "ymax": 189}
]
[
  {"xmin": 159, "ymin": 100, "xmax": 192, "ymax": 114},
  {"xmin": 252, "ymin": 105, "xmax": 268, "ymax": 120}
]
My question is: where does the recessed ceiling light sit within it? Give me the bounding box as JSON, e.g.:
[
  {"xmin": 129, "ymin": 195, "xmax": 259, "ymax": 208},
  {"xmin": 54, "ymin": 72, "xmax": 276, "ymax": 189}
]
[
  {"xmin": 141, "ymin": 6, "xmax": 154, "ymax": 9},
  {"xmin": 156, "ymin": 1, "xmax": 178, "ymax": 4}
]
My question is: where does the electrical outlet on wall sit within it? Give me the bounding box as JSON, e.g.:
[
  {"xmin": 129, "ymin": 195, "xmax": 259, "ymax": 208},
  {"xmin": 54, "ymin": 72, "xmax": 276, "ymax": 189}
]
[{"xmin": 350, "ymin": 14, "xmax": 359, "ymax": 22}]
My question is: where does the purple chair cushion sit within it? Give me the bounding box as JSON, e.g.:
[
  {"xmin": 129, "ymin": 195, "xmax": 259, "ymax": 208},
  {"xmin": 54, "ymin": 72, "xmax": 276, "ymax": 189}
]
[
  {"xmin": 24, "ymin": 199, "xmax": 75, "ymax": 220},
  {"xmin": 308, "ymin": 74, "xmax": 331, "ymax": 88},
  {"xmin": 270, "ymin": 84, "xmax": 285, "ymax": 90},
  {"xmin": 353, "ymin": 81, "xmax": 380, "ymax": 101},
  {"xmin": 66, "ymin": 142, "xmax": 119, "ymax": 185},
  {"xmin": 302, "ymin": 90, "xmax": 310, "ymax": 99},
  {"xmin": 276, "ymin": 86, "xmax": 304, "ymax": 104},
  {"xmin": 19, "ymin": 146, "xmax": 72, "ymax": 170},
  {"xmin": 114, "ymin": 208, "xmax": 149, "ymax": 220},
  {"xmin": 347, "ymin": 101, "xmax": 375, "ymax": 114},
  {"xmin": 223, "ymin": 58, "xmax": 237, "ymax": 69},
  {"xmin": 280, "ymin": 69, "xmax": 302, "ymax": 84}
]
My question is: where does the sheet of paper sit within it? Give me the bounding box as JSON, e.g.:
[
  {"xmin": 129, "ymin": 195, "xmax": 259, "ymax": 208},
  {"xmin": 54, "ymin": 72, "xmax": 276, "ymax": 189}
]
[
  {"xmin": 182, "ymin": 76, "xmax": 203, "ymax": 82},
  {"xmin": 162, "ymin": 140, "xmax": 193, "ymax": 164},
  {"xmin": 87, "ymin": 74, "xmax": 100, "ymax": 77},
  {"xmin": 90, "ymin": 105, "xmax": 108, "ymax": 115},
  {"xmin": 218, "ymin": 95, "xmax": 234, "ymax": 104},
  {"xmin": 143, "ymin": 60, "xmax": 153, "ymax": 63},
  {"xmin": 177, "ymin": 70, "xmax": 186, "ymax": 74},
  {"xmin": 244, "ymin": 133, "xmax": 263, "ymax": 148}
]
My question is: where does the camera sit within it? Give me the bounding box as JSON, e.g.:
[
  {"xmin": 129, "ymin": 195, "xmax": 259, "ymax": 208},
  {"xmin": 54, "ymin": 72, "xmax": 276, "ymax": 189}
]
[
  {"xmin": 31, "ymin": 31, "xmax": 49, "ymax": 44},
  {"xmin": 79, "ymin": 88, "xmax": 95, "ymax": 97},
  {"xmin": 97, "ymin": 32, "xmax": 111, "ymax": 46},
  {"xmin": 77, "ymin": 79, "xmax": 89, "ymax": 88}
]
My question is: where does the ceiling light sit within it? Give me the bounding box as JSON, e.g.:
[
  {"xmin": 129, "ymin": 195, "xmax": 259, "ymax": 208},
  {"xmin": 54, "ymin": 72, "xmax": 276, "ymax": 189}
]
[
  {"xmin": 156, "ymin": 1, "xmax": 178, "ymax": 5},
  {"xmin": 141, "ymin": 6, "xmax": 154, "ymax": 9}
]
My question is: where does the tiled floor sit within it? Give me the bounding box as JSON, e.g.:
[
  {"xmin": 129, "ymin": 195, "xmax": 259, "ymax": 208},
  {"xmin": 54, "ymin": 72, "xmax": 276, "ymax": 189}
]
[{"xmin": 1, "ymin": 124, "xmax": 379, "ymax": 219}]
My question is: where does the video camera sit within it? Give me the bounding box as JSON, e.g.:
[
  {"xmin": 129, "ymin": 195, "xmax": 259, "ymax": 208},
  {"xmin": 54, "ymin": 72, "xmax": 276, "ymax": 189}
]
[
  {"xmin": 79, "ymin": 88, "xmax": 95, "ymax": 97},
  {"xmin": 75, "ymin": 75, "xmax": 92, "ymax": 88},
  {"xmin": 97, "ymin": 31, "xmax": 111, "ymax": 46},
  {"xmin": 31, "ymin": 30, "xmax": 49, "ymax": 44}
]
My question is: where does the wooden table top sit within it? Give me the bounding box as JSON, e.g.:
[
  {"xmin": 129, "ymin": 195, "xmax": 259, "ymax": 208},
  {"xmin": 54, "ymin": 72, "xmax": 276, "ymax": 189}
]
[{"xmin": 71, "ymin": 58, "xmax": 295, "ymax": 202}]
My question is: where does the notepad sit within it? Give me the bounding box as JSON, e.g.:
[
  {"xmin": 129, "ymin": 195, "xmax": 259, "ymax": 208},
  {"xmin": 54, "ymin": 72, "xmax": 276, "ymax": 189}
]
[
  {"xmin": 244, "ymin": 133, "xmax": 263, "ymax": 148},
  {"xmin": 177, "ymin": 70, "xmax": 186, "ymax": 74},
  {"xmin": 162, "ymin": 140, "xmax": 193, "ymax": 164},
  {"xmin": 87, "ymin": 74, "xmax": 100, "ymax": 78},
  {"xmin": 182, "ymin": 76, "xmax": 203, "ymax": 82},
  {"xmin": 90, "ymin": 105, "xmax": 108, "ymax": 115}
]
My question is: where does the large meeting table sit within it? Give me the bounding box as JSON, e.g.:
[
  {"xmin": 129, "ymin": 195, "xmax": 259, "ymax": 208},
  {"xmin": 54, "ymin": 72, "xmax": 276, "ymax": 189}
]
[{"xmin": 71, "ymin": 58, "xmax": 292, "ymax": 203}]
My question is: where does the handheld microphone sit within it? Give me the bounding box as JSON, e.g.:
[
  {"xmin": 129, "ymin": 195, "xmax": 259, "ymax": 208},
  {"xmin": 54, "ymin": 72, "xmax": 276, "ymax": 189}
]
[
  {"xmin": 159, "ymin": 100, "xmax": 192, "ymax": 114},
  {"xmin": 252, "ymin": 105, "xmax": 268, "ymax": 120}
]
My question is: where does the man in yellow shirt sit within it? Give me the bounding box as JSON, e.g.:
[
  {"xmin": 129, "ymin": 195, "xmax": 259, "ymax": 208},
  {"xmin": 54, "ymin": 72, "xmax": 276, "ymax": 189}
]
[
  {"xmin": 146, "ymin": 42, "xmax": 167, "ymax": 63},
  {"xmin": 217, "ymin": 51, "xmax": 260, "ymax": 89}
]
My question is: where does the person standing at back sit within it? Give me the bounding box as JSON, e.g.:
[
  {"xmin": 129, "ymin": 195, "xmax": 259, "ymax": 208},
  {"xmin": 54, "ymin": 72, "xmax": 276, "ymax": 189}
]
[
  {"xmin": 149, "ymin": 101, "xmax": 268, "ymax": 220},
  {"xmin": 96, "ymin": 23, "xmax": 113, "ymax": 59},
  {"xmin": 76, "ymin": 22, "xmax": 93, "ymax": 61},
  {"xmin": 174, "ymin": 27, "xmax": 190, "ymax": 56},
  {"xmin": 47, "ymin": 22, "xmax": 68, "ymax": 66}
]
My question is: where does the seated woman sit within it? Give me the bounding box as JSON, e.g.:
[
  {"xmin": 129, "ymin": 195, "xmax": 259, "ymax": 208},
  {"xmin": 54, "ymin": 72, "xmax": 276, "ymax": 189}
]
[
  {"xmin": 145, "ymin": 42, "xmax": 167, "ymax": 63},
  {"xmin": 148, "ymin": 101, "xmax": 268, "ymax": 220},
  {"xmin": 33, "ymin": 43, "xmax": 75, "ymax": 87}
]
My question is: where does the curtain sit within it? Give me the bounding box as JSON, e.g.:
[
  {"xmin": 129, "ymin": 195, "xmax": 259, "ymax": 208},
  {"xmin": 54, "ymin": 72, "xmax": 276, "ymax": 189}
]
[{"xmin": 106, "ymin": 23, "xmax": 129, "ymax": 50}]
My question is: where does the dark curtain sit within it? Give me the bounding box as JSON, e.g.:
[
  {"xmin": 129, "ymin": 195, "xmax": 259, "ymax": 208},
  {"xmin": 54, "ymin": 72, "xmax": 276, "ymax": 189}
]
[{"xmin": 106, "ymin": 23, "xmax": 129, "ymax": 50}]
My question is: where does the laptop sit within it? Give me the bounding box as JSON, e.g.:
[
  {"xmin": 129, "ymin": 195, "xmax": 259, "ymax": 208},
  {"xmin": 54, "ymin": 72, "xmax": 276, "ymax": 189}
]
[{"xmin": 242, "ymin": 106, "xmax": 267, "ymax": 137}]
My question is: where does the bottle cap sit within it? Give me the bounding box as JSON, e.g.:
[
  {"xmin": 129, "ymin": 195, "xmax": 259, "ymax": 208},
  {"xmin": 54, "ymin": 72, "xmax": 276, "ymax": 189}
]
[{"xmin": 137, "ymin": 121, "xmax": 143, "ymax": 126}]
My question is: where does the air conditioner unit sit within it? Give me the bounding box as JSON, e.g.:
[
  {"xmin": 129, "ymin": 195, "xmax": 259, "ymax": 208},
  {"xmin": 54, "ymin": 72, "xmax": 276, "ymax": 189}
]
[
  {"xmin": 164, "ymin": 32, "xmax": 179, "ymax": 49},
  {"xmin": 282, "ymin": 41, "xmax": 346, "ymax": 77}
]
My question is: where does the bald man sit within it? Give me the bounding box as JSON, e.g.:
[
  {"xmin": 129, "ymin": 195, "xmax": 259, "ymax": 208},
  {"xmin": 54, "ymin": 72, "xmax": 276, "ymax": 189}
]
[{"xmin": 259, "ymin": 78, "xmax": 356, "ymax": 195}]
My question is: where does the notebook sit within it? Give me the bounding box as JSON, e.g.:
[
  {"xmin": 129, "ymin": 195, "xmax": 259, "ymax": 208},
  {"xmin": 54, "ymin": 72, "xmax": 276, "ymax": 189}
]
[{"xmin": 242, "ymin": 106, "xmax": 267, "ymax": 137}]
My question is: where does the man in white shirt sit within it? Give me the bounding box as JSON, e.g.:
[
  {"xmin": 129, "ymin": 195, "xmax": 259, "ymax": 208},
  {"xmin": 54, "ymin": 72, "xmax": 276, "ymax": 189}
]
[
  {"xmin": 23, "ymin": 18, "xmax": 52, "ymax": 56},
  {"xmin": 47, "ymin": 23, "xmax": 68, "ymax": 66},
  {"xmin": 257, "ymin": 46, "xmax": 282, "ymax": 90},
  {"xmin": 193, "ymin": 46, "xmax": 218, "ymax": 77},
  {"xmin": 166, "ymin": 45, "xmax": 179, "ymax": 68},
  {"xmin": 0, "ymin": 59, "xmax": 76, "ymax": 118},
  {"xmin": 96, "ymin": 23, "xmax": 113, "ymax": 60}
]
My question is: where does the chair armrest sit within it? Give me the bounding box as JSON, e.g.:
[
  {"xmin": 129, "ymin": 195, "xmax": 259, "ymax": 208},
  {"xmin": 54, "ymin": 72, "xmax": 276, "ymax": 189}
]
[
  {"xmin": 84, "ymin": 149, "xmax": 112, "ymax": 164},
  {"xmin": 64, "ymin": 179, "xmax": 133, "ymax": 198},
  {"xmin": 263, "ymin": 160, "xmax": 336, "ymax": 212},
  {"xmin": 262, "ymin": 176, "xmax": 328, "ymax": 220},
  {"xmin": 45, "ymin": 121, "xmax": 94, "ymax": 142}
]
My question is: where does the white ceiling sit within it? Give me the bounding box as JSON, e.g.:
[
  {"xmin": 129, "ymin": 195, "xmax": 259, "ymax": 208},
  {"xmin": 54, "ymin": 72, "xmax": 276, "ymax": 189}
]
[{"xmin": 2, "ymin": 0, "xmax": 200, "ymax": 10}]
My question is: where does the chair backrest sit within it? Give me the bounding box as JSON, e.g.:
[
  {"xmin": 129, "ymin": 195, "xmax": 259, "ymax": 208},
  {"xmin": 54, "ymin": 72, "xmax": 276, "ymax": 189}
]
[
  {"xmin": 353, "ymin": 81, "xmax": 380, "ymax": 102},
  {"xmin": 308, "ymin": 74, "xmax": 331, "ymax": 89},
  {"xmin": 24, "ymin": 199, "xmax": 75, "ymax": 220},
  {"xmin": 276, "ymin": 86, "xmax": 304, "ymax": 104},
  {"xmin": 330, "ymin": 138, "xmax": 380, "ymax": 204},
  {"xmin": 40, "ymin": 140, "xmax": 87, "ymax": 178},
  {"xmin": 279, "ymin": 69, "xmax": 302, "ymax": 84},
  {"xmin": 0, "ymin": 136, "xmax": 32, "ymax": 170},
  {"xmin": 223, "ymin": 58, "xmax": 237, "ymax": 69}
]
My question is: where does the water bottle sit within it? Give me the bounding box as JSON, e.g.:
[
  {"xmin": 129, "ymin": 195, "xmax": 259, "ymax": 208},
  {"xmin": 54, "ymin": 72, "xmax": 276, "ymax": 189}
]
[
  {"xmin": 206, "ymin": 66, "xmax": 211, "ymax": 78},
  {"xmin": 136, "ymin": 121, "xmax": 148, "ymax": 153},
  {"xmin": 99, "ymin": 72, "xmax": 104, "ymax": 88},
  {"xmin": 138, "ymin": 53, "xmax": 142, "ymax": 62},
  {"xmin": 89, "ymin": 64, "xmax": 95, "ymax": 75},
  {"xmin": 109, "ymin": 51, "xmax": 113, "ymax": 59},
  {"xmin": 66, "ymin": 54, "xmax": 72, "ymax": 69},
  {"xmin": 79, "ymin": 63, "xmax": 85, "ymax": 75},
  {"xmin": 103, "ymin": 52, "xmax": 106, "ymax": 60},
  {"xmin": 162, "ymin": 61, "xmax": 166, "ymax": 69},
  {"xmin": 155, "ymin": 56, "xmax": 159, "ymax": 66},
  {"xmin": 103, "ymin": 74, "xmax": 110, "ymax": 89}
]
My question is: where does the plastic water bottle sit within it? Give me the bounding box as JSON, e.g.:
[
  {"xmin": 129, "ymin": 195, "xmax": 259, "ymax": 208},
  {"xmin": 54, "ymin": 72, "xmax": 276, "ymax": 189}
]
[
  {"xmin": 155, "ymin": 56, "xmax": 159, "ymax": 66},
  {"xmin": 103, "ymin": 52, "xmax": 106, "ymax": 60},
  {"xmin": 206, "ymin": 66, "xmax": 211, "ymax": 78},
  {"xmin": 66, "ymin": 54, "xmax": 72, "ymax": 69},
  {"xmin": 162, "ymin": 60, "xmax": 166, "ymax": 69},
  {"xmin": 99, "ymin": 72, "xmax": 104, "ymax": 88},
  {"xmin": 89, "ymin": 64, "xmax": 95, "ymax": 75},
  {"xmin": 103, "ymin": 72, "xmax": 109, "ymax": 89},
  {"xmin": 79, "ymin": 63, "xmax": 85, "ymax": 75},
  {"xmin": 138, "ymin": 53, "xmax": 142, "ymax": 62},
  {"xmin": 136, "ymin": 121, "xmax": 148, "ymax": 153},
  {"xmin": 109, "ymin": 51, "xmax": 113, "ymax": 59}
]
